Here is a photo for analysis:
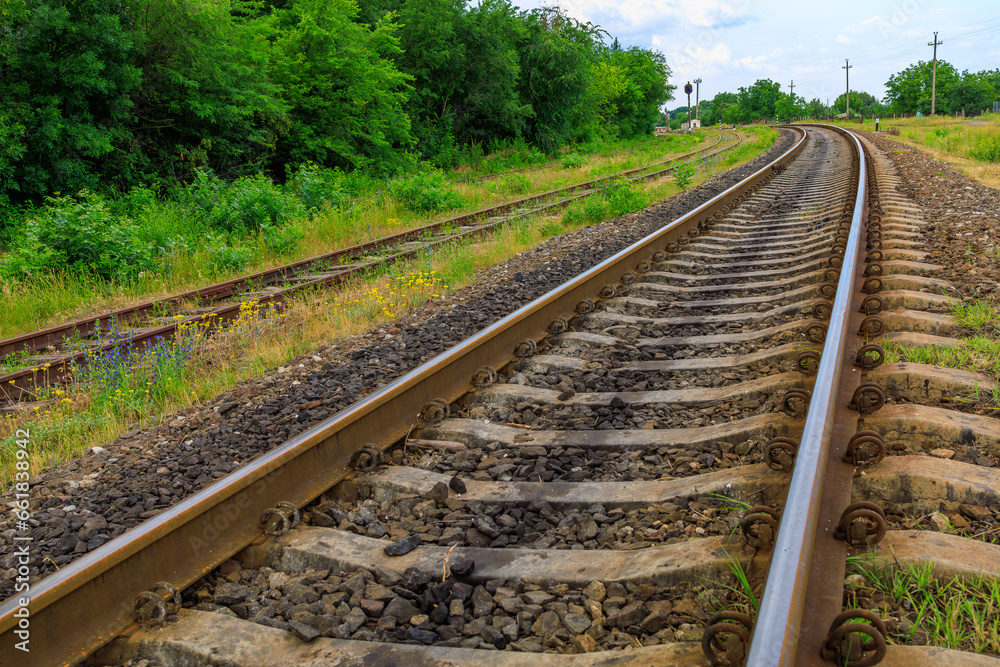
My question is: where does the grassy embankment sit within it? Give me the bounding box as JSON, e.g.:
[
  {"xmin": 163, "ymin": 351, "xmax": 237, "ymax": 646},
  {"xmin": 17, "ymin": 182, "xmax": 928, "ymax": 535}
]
[
  {"xmin": 827, "ymin": 114, "xmax": 1000, "ymax": 189},
  {"xmin": 0, "ymin": 127, "xmax": 778, "ymax": 487}
]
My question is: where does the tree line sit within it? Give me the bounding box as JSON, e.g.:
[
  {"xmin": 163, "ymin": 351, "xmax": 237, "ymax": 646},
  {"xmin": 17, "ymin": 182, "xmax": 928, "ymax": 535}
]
[
  {"xmin": 666, "ymin": 61, "xmax": 999, "ymax": 127},
  {"xmin": 0, "ymin": 0, "xmax": 674, "ymax": 207}
]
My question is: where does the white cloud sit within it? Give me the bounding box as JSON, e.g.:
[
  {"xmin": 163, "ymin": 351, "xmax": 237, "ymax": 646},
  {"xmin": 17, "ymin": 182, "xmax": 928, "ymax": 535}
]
[{"xmin": 836, "ymin": 34, "xmax": 851, "ymax": 44}]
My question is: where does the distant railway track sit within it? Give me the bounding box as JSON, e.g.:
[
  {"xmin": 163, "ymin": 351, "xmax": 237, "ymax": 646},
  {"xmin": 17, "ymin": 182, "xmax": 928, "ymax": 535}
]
[
  {"xmin": 0, "ymin": 132, "xmax": 737, "ymax": 404},
  {"xmin": 5, "ymin": 125, "xmax": 998, "ymax": 667}
]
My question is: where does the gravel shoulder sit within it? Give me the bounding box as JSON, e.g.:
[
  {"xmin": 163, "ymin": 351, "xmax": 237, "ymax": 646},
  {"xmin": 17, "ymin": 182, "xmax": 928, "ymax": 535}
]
[{"xmin": 858, "ymin": 129, "xmax": 1000, "ymax": 300}]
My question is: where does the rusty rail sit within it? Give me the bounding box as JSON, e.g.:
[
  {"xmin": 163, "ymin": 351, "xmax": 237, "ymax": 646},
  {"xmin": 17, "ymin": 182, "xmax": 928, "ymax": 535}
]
[{"xmin": 0, "ymin": 129, "xmax": 805, "ymax": 666}]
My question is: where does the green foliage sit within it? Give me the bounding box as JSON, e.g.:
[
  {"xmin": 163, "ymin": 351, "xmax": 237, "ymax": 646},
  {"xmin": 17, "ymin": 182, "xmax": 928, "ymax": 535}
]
[
  {"xmin": 967, "ymin": 133, "xmax": 1000, "ymax": 163},
  {"xmin": 177, "ymin": 171, "xmax": 304, "ymax": 235},
  {"xmin": 261, "ymin": 224, "xmax": 305, "ymax": 255},
  {"xmin": 0, "ymin": 0, "xmax": 143, "ymax": 201},
  {"xmin": 515, "ymin": 7, "xmax": 601, "ymax": 149},
  {"xmin": 134, "ymin": 0, "xmax": 288, "ymax": 183},
  {"xmin": 673, "ymin": 163, "xmax": 696, "ymax": 190},
  {"xmin": 222, "ymin": 174, "xmax": 305, "ymax": 234},
  {"xmin": 389, "ymin": 170, "xmax": 465, "ymax": 212},
  {"xmin": 285, "ymin": 163, "xmax": 352, "ymax": 211},
  {"xmin": 0, "ymin": 193, "xmax": 154, "ymax": 281},
  {"xmin": 561, "ymin": 152, "xmax": 587, "ymax": 168},
  {"xmin": 205, "ymin": 236, "xmax": 253, "ymax": 274},
  {"xmin": 606, "ymin": 181, "xmax": 648, "ymax": 215},
  {"xmin": 832, "ymin": 90, "xmax": 885, "ymax": 117},
  {"xmin": 452, "ymin": 0, "xmax": 532, "ymax": 145},
  {"xmin": 269, "ymin": 0, "xmax": 413, "ymax": 174},
  {"xmin": 592, "ymin": 47, "xmax": 673, "ymax": 138},
  {"xmin": 880, "ymin": 60, "xmax": 998, "ymax": 115}
]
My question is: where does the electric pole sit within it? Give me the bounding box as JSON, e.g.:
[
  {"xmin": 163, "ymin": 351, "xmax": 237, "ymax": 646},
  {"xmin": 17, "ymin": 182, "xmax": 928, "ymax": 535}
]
[
  {"xmin": 843, "ymin": 59, "xmax": 852, "ymax": 119},
  {"xmin": 928, "ymin": 32, "xmax": 943, "ymax": 115},
  {"xmin": 789, "ymin": 80, "xmax": 795, "ymax": 97},
  {"xmin": 694, "ymin": 78, "xmax": 702, "ymax": 120}
]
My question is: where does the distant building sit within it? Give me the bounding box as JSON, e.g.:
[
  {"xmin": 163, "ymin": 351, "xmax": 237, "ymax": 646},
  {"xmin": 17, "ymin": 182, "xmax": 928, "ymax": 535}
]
[{"xmin": 681, "ymin": 119, "xmax": 701, "ymax": 130}]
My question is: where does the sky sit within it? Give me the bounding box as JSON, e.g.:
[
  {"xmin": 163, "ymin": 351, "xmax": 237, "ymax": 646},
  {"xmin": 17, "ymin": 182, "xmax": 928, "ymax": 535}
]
[{"xmin": 509, "ymin": 0, "xmax": 1000, "ymax": 108}]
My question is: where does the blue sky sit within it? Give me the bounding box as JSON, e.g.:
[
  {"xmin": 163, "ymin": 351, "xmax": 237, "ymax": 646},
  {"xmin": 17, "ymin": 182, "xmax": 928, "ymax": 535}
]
[{"xmin": 509, "ymin": 0, "xmax": 1000, "ymax": 107}]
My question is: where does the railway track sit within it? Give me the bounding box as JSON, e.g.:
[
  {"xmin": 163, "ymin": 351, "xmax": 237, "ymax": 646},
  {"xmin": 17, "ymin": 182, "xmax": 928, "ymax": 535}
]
[
  {"xmin": 0, "ymin": 132, "xmax": 737, "ymax": 404},
  {"xmin": 4, "ymin": 125, "xmax": 1000, "ymax": 666}
]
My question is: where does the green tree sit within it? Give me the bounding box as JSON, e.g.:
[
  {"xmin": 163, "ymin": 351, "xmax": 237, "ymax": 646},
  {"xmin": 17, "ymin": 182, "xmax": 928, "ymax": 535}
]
[
  {"xmin": 832, "ymin": 91, "xmax": 885, "ymax": 117},
  {"xmin": 269, "ymin": 0, "xmax": 413, "ymax": 173},
  {"xmin": 951, "ymin": 70, "xmax": 998, "ymax": 115},
  {"xmin": 132, "ymin": 0, "xmax": 287, "ymax": 182},
  {"xmin": 775, "ymin": 93, "xmax": 805, "ymax": 121},
  {"xmin": 0, "ymin": 0, "xmax": 143, "ymax": 202},
  {"xmin": 806, "ymin": 98, "xmax": 827, "ymax": 118},
  {"xmin": 591, "ymin": 46, "xmax": 673, "ymax": 137},
  {"xmin": 451, "ymin": 0, "xmax": 532, "ymax": 145},
  {"xmin": 702, "ymin": 92, "xmax": 737, "ymax": 126},
  {"xmin": 884, "ymin": 60, "xmax": 959, "ymax": 114},
  {"xmin": 515, "ymin": 7, "xmax": 601, "ymax": 149}
]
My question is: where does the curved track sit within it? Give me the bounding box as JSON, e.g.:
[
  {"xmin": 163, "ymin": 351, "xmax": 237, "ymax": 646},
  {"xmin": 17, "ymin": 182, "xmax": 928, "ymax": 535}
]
[{"xmin": 4, "ymin": 126, "xmax": 999, "ymax": 667}]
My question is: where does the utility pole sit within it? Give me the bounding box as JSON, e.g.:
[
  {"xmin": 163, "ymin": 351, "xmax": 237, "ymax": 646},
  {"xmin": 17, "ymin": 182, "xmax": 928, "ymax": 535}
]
[
  {"xmin": 789, "ymin": 80, "xmax": 795, "ymax": 97},
  {"xmin": 928, "ymin": 32, "xmax": 943, "ymax": 115},
  {"xmin": 843, "ymin": 59, "xmax": 852, "ymax": 119},
  {"xmin": 694, "ymin": 78, "xmax": 702, "ymax": 120}
]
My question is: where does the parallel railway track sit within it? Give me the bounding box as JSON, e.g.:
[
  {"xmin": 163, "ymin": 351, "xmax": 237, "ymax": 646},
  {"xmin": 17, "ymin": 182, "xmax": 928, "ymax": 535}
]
[
  {"xmin": 0, "ymin": 132, "xmax": 737, "ymax": 404},
  {"xmin": 3, "ymin": 125, "xmax": 999, "ymax": 666}
]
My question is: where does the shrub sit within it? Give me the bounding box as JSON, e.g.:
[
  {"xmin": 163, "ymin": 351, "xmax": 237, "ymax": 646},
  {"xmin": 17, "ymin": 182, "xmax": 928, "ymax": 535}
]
[
  {"xmin": 561, "ymin": 151, "xmax": 586, "ymax": 169},
  {"xmin": 205, "ymin": 235, "xmax": 252, "ymax": 274},
  {"xmin": 260, "ymin": 224, "xmax": 305, "ymax": 255},
  {"xmin": 286, "ymin": 163, "xmax": 352, "ymax": 211},
  {"xmin": 217, "ymin": 174, "xmax": 305, "ymax": 234},
  {"xmin": 0, "ymin": 192, "xmax": 154, "ymax": 281},
  {"xmin": 179, "ymin": 170, "xmax": 305, "ymax": 234},
  {"xmin": 606, "ymin": 181, "xmax": 649, "ymax": 216},
  {"xmin": 390, "ymin": 170, "xmax": 465, "ymax": 212},
  {"xmin": 673, "ymin": 162, "xmax": 696, "ymax": 190}
]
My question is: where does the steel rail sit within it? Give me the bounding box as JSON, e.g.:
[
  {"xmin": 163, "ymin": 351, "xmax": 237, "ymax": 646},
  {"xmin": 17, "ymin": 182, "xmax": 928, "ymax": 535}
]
[
  {"xmin": 0, "ymin": 128, "xmax": 805, "ymax": 667},
  {"xmin": 744, "ymin": 125, "xmax": 867, "ymax": 666},
  {"xmin": 0, "ymin": 134, "xmax": 739, "ymax": 402}
]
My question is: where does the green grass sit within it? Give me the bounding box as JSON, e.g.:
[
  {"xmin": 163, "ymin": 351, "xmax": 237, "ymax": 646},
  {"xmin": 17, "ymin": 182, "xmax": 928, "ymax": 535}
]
[
  {"xmin": 882, "ymin": 298, "xmax": 1000, "ymax": 408},
  {"xmin": 951, "ymin": 298, "xmax": 1000, "ymax": 329},
  {"xmin": 846, "ymin": 554, "xmax": 1000, "ymax": 654},
  {"xmin": 699, "ymin": 550, "xmax": 760, "ymax": 616}
]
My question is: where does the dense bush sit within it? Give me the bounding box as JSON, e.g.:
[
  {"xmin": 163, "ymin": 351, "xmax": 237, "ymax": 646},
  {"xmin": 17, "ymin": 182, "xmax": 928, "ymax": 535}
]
[
  {"xmin": 389, "ymin": 171, "xmax": 465, "ymax": 212},
  {"xmin": 204, "ymin": 235, "xmax": 252, "ymax": 274},
  {"xmin": 179, "ymin": 171, "xmax": 304, "ymax": 234},
  {"xmin": 0, "ymin": 193, "xmax": 154, "ymax": 280},
  {"xmin": 561, "ymin": 152, "xmax": 586, "ymax": 169},
  {"xmin": 286, "ymin": 163, "xmax": 352, "ymax": 211}
]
